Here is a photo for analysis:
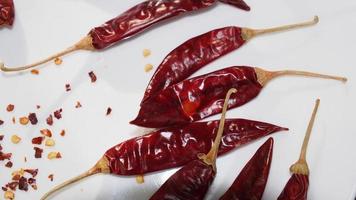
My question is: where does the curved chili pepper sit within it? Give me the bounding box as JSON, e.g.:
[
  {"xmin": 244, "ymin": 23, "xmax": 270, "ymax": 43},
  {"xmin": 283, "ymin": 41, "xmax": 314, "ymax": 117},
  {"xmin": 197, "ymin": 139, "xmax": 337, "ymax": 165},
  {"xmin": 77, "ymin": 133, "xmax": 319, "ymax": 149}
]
[
  {"xmin": 0, "ymin": 0, "xmax": 14, "ymax": 27},
  {"xmin": 40, "ymin": 118, "xmax": 286, "ymax": 199},
  {"xmin": 219, "ymin": 137, "xmax": 273, "ymax": 200},
  {"xmin": 141, "ymin": 16, "xmax": 319, "ymax": 103},
  {"xmin": 0, "ymin": 0, "xmax": 249, "ymax": 72},
  {"xmin": 149, "ymin": 88, "xmax": 235, "ymax": 200},
  {"xmin": 132, "ymin": 66, "xmax": 346, "ymax": 128},
  {"xmin": 278, "ymin": 99, "xmax": 320, "ymax": 200}
]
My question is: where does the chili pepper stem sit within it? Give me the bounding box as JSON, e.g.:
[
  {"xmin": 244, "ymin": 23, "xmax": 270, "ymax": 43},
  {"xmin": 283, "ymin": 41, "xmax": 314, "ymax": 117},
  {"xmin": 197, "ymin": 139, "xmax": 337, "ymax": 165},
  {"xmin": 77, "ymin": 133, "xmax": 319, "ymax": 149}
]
[
  {"xmin": 254, "ymin": 67, "xmax": 347, "ymax": 86},
  {"xmin": 289, "ymin": 99, "xmax": 320, "ymax": 176},
  {"xmin": 198, "ymin": 88, "xmax": 237, "ymax": 171},
  {"xmin": 241, "ymin": 16, "xmax": 319, "ymax": 41},
  {"xmin": 0, "ymin": 35, "xmax": 94, "ymax": 72},
  {"xmin": 40, "ymin": 156, "xmax": 110, "ymax": 200}
]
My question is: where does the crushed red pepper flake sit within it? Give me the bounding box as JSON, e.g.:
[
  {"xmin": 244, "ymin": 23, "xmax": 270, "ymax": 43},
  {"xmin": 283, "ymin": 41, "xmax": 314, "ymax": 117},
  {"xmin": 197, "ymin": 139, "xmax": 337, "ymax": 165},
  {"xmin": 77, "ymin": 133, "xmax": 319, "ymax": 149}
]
[
  {"xmin": 18, "ymin": 177, "xmax": 28, "ymax": 191},
  {"xmin": 106, "ymin": 107, "xmax": 112, "ymax": 116},
  {"xmin": 65, "ymin": 84, "xmax": 71, "ymax": 92},
  {"xmin": 33, "ymin": 147, "xmax": 43, "ymax": 158},
  {"xmin": 60, "ymin": 130, "xmax": 65, "ymax": 137},
  {"xmin": 28, "ymin": 113, "xmax": 38, "ymax": 125},
  {"xmin": 54, "ymin": 109, "xmax": 62, "ymax": 119},
  {"xmin": 12, "ymin": 175, "xmax": 21, "ymax": 181},
  {"xmin": 6, "ymin": 104, "xmax": 14, "ymax": 112},
  {"xmin": 0, "ymin": 152, "xmax": 12, "ymax": 161},
  {"xmin": 0, "ymin": 119, "xmax": 3, "ymax": 125},
  {"xmin": 88, "ymin": 71, "xmax": 97, "ymax": 83},
  {"xmin": 32, "ymin": 137, "xmax": 44, "ymax": 145},
  {"xmin": 40, "ymin": 129, "xmax": 52, "ymax": 137},
  {"xmin": 48, "ymin": 174, "xmax": 54, "ymax": 182},
  {"xmin": 75, "ymin": 101, "xmax": 82, "ymax": 108},
  {"xmin": 5, "ymin": 161, "xmax": 13, "ymax": 168},
  {"xmin": 46, "ymin": 114, "xmax": 53, "ymax": 126},
  {"xmin": 24, "ymin": 169, "xmax": 38, "ymax": 177},
  {"xmin": 1, "ymin": 186, "xmax": 6, "ymax": 191},
  {"xmin": 36, "ymin": 105, "xmax": 41, "ymax": 109},
  {"xmin": 12, "ymin": 117, "xmax": 15, "ymax": 124},
  {"xmin": 7, "ymin": 182, "xmax": 18, "ymax": 191},
  {"xmin": 0, "ymin": 135, "xmax": 4, "ymax": 141},
  {"xmin": 30, "ymin": 69, "xmax": 39, "ymax": 75}
]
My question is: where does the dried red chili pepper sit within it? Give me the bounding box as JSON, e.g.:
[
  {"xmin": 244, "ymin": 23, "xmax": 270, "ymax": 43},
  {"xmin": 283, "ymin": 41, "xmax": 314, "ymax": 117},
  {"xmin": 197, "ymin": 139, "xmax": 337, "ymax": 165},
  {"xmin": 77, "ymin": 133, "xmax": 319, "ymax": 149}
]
[
  {"xmin": 0, "ymin": 0, "xmax": 14, "ymax": 27},
  {"xmin": 40, "ymin": 118, "xmax": 286, "ymax": 199},
  {"xmin": 219, "ymin": 137, "xmax": 273, "ymax": 200},
  {"xmin": 132, "ymin": 66, "xmax": 346, "ymax": 128},
  {"xmin": 149, "ymin": 88, "xmax": 235, "ymax": 200},
  {"xmin": 277, "ymin": 99, "xmax": 320, "ymax": 200},
  {"xmin": 142, "ymin": 16, "xmax": 319, "ymax": 103},
  {"xmin": 1, "ymin": 0, "xmax": 249, "ymax": 72}
]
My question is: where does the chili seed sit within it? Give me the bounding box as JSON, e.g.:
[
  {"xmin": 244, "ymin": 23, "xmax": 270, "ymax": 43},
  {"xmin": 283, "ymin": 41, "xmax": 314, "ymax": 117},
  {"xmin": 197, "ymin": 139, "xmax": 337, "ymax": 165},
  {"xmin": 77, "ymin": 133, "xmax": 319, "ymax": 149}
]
[
  {"xmin": 28, "ymin": 113, "xmax": 38, "ymax": 125},
  {"xmin": 45, "ymin": 139, "xmax": 55, "ymax": 147},
  {"xmin": 30, "ymin": 69, "xmax": 39, "ymax": 75},
  {"xmin": 54, "ymin": 57, "xmax": 62, "ymax": 65},
  {"xmin": 143, "ymin": 49, "xmax": 151, "ymax": 57},
  {"xmin": 136, "ymin": 175, "xmax": 144, "ymax": 184},
  {"xmin": 32, "ymin": 137, "xmax": 44, "ymax": 145},
  {"xmin": 12, "ymin": 169, "xmax": 24, "ymax": 177},
  {"xmin": 4, "ymin": 190, "xmax": 14, "ymax": 200},
  {"xmin": 144, "ymin": 64, "xmax": 153, "ymax": 72},
  {"xmin": 88, "ymin": 71, "xmax": 97, "ymax": 83},
  {"xmin": 48, "ymin": 152, "xmax": 61, "ymax": 160},
  {"xmin": 11, "ymin": 135, "xmax": 21, "ymax": 144},
  {"xmin": 6, "ymin": 104, "xmax": 14, "ymax": 112},
  {"xmin": 40, "ymin": 129, "xmax": 52, "ymax": 137},
  {"xmin": 19, "ymin": 117, "xmax": 29, "ymax": 125}
]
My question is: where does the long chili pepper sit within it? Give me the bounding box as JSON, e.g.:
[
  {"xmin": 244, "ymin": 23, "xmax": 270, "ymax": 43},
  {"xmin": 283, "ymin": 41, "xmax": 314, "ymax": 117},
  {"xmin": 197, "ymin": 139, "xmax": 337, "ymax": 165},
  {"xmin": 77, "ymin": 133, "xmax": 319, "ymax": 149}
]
[
  {"xmin": 142, "ymin": 16, "xmax": 319, "ymax": 103},
  {"xmin": 40, "ymin": 118, "xmax": 286, "ymax": 199},
  {"xmin": 277, "ymin": 99, "xmax": 320, "ymax": 200},
  {"xmin": 0, "ymin": 0, "xmax": 14, "ymax": 27},
  {"xmin": 149, "ymin": 88, "xmax": 236, "ymax": 200},
  {"xmin": 219, "ymin": 137, "xmax": 273, "ymax": 200},
  {"xmin": 0, "ymin": 0, "xmax": 250, "ymax": 72},
  {"xmin": 132, "ymin": 66, "xmax": 346, "ymax": 128}
]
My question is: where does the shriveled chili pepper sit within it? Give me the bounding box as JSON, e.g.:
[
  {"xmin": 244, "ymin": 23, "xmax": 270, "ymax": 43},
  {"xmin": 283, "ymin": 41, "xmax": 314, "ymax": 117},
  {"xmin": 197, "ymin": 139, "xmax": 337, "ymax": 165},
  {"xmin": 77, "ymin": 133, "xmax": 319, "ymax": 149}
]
[
  {"xmin": 0, "ymin": 0, "xmax": 249, "ymax": 72},
  {"xmin": 142, "ymin": 16, "xmax": 319, "ymax": 103},
  {"xmin": 40, "ymin": 118, "xmax": 286, "ymax": 199},
  {"xmin": 132, "ymin": 66, "xmax": 346, "ymax": 128},
  {"xmin": 149, "ymin": 88, "xmax": 235, "ymax": 200},
  {"xmin": 0, "ymin": 0, "xmax": 14, "ymax": 27},
  {"xmin": 277, "ymin": 99, "xmax": 320, "ymax": 200},
  {"xmin": 219, "ymin": 137, "xmax": 273, "ymax": 200}
]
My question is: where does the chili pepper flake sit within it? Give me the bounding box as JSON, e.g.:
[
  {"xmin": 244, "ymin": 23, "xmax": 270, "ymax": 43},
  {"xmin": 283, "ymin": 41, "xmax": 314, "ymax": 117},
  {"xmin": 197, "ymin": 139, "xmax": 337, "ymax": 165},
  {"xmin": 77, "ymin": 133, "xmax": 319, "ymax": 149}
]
[
  {"xmin": 24, "ymin": 156, "xmax": 27, "ymax": 162},
  {"xmin": 60, "ymin": 130, "xmax": 65, "ymax": 137},
  {"xmin": 32, "ymin": 137, "xmax": 44, "ymax": 145},
  {"xmin": 1, "ymin": 187, "xmax": 6, "ymax": 191},
  {"xmin": 54, "ymin": 109, "xmax": 62, "ymax": 119},
  {"xmin": 36, "ymin": 105, "xmax": 41, "ymax": 109},
  {"xmin": 143, "ymin": 49, "xmax": 151, "ymax": 57},
  {"xmin": 6, "ymin": 104, "xmax": 14, "ymax": 112},
  {"xmin": 18, "ymin": 177, "xmax": 28, "ymax": 191},
  {"xmin": 65, "ymin": 84, "xmax": 71, "ymax": 92},
  {"xmin": 0, "ymin": 135, "xmax": 4, "ymax": 141},
  {"xmin": 144, "ymin": 64, "xmax": 153, "ymax": 72},
  {"xmin": 19, "ymin": 117, "xmax": 29, "ymax": 125},
  {"xmin": 28, "ymin": 113, "xmax": 38, "ymax": 125},
  {"xmin": 75, "ymin": 101, "xmax": 82, "ymax": 108},
  {"xmin": 46, "ymin": 114, "xmax": 53, "ymax": 126},
  {"xmin": 0, "ymin": 152, "xmax": 12, "ymax": 161},
  {"xmin": 48, "ymin": 174, "xmax": 54, "ymax": 182},
  {"xmin": 106, "ymin": 107, "xmax": 112, "ymax": 116},
  {"xmin": 12, "ymin": 117, "xmax": 15, "ymax": 124},
  {"xmin": 24, "ymin": 169, "xmax": 38, "ymax": 177},
  {"xmin": 0, "ymin": 119, "xmax": 4, "ymax": 125},
  {"xmin": 40, "ymin": 129, "xmax": 52, "ymax": 137},
  {"xmin": 45, "ymin": 139, "xmax": 55, "ymax": 147},
  {"xmin": 48, "ymin": 152, "xmax": 61, "ymax": 160},
  {"xmin": 6, "ymin": 182, "xmax": 18, "ymax": 191},
  {"xmin": 28, "ymin": 178, "xmax": 37, "ymax": 190},
  {"xmin": 11, "ymin": 135, "xmax": 21, "ymax": 144},
  {"xmin": 33, "ymin": 147, "xmax": 43, "ymax": 158},
  {"xmin": 88, "ymin": 71, "xmax": 97, "ymax": 83},
  {"xmin": 30, "ymin": 69, "xmax": 39, "ymax": 75},
  {"xmin": 5, "ymin": 161, "xmax": 13, "ymax": 168},
  {"xmin": 54, "ymin": 57, "xmax": 62, "ymax": 65},
  {"xmin": 4, "ymin": 190, "xmax": 14, "ymax": 200}
]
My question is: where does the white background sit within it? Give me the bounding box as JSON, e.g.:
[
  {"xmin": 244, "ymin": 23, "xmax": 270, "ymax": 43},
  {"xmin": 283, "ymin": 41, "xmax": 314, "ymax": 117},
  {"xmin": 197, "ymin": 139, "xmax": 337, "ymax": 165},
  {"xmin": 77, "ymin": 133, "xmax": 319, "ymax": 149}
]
[{"xmin": 0, "ymin": 0, "xmax": 356, "ymax": 199}]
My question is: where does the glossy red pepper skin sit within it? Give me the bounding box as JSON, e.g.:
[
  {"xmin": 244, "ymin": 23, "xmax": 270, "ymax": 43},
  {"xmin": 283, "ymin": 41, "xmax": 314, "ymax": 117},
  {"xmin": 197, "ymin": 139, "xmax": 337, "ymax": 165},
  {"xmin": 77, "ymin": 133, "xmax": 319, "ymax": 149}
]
[
  {"xmin": 132, "ymin": 66, "xmax": 262, "ymax": 128},
  {"xmin": 142, "ymin": 26, "xmax": 245, "ymax": 103},
  {"xmin": 219, "ymin": 137, "xmax": 273, "ymax": 200},
  {"xmin": 149, "ymin": 160, "xmax": 214, "ymax": 200},
  {"xmin": 104, "ymin": 118, "xmax": 287, "ymax": 175},
  {"xmin": 0, "ymin": 0, "xmax": 14, "ymax": 26},
  {"xmin": 89, "ymin": 0, "xmax": 250, "ymax": 49},
  {"xmin": 277, "ymin": 174, "xmax": 309, "ymax": 200}
]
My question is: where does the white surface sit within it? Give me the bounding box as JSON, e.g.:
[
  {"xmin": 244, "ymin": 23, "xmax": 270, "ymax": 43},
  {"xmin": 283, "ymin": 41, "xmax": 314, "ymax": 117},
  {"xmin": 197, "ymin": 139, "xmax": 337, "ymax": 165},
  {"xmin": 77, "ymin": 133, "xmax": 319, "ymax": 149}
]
[{"xmin": 0, "ymin": 0, "xmax": 355, "ymax": 199}]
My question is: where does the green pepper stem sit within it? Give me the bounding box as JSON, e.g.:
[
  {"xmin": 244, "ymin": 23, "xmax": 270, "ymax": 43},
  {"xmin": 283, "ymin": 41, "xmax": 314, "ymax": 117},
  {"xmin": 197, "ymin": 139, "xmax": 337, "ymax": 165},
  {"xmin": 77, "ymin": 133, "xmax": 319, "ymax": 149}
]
[{"xmin": 0, "ymin": 35, "xmax": 94, "ymax": 72}]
